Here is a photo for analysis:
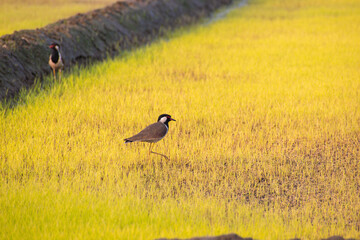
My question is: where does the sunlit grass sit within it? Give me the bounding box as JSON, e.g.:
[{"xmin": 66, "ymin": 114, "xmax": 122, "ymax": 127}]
[
  {"xmin": 0, "ymin": 0, "xmax": 116, "ymax": 36},
  {"xmin": 1, "ymin": 0, "xmax": 360, "ymax": 239}
]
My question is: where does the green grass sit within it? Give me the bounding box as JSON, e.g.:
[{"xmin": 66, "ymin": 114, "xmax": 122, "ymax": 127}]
[
  {"xmin": 0, "ymin": 0, "xmax": 116, "ymax": 36},
  {"xmin": 1, "ymin": 0, "xmax": 360, "ymax": 239}
]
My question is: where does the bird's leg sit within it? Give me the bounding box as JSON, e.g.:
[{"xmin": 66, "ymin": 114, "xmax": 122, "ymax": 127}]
[
  {"xmin": 148, "ymin": 143, "xmax": 154, "ymax": 162},
  {"xmin": 150, "ymin": 144, "xmax": 169, "ymax": 160},
  {"xmin": 148, "ymin": 143, "xmax": 153, "ymax": 156},
  {"xmin": 150, "ymin": 151, "xmax": 170, "ymax": 160},
  {"xmin": 59, "ymin": 69, "xmax": 62, "ymax": 82},
  {"xmin": 53, "ymin": 68, "xmax": 56, "ymax": 81}
]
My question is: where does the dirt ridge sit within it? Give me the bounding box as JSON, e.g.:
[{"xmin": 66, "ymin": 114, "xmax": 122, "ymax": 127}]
[
  {"xmin": 0, "ymin": 0, "xmax": 232, "ymax": 100},
  {"xmin": 155, "ymin": 233, "xmax": 358, "ymax": 240}
]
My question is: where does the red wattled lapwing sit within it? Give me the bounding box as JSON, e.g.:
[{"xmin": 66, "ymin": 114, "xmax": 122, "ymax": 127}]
[
  {"xmin": 49, "ymin": 43, "xmax": 64, "ymax": 81},
  {"xmin": 124, "ymin": 114, "xmax": 176, "ymax": 160}
]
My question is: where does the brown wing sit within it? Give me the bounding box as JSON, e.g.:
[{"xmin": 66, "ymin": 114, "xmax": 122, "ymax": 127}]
[
  {"xmin": 124, "ymin": 122, "xmax": 168, "ymax": 143},
  {"xmin": 49, "ymin": 55, "xmax": 64, "ymax": 70}
]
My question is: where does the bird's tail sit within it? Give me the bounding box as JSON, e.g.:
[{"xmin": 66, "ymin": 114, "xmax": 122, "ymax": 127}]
[{"xmin": 124, "ymin": 139, "xmax": 133, "ymax": 144}]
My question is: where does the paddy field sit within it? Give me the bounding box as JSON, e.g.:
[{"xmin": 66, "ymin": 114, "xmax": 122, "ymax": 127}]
[{"xmin": 1, "ymin": 0, "xmax": 359, "ymax": 239}]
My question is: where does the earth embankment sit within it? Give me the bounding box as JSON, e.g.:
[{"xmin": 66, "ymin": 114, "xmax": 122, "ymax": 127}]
[{"xmin": 0, "ymin": 0, "xmax": 232, "ymax": 100}]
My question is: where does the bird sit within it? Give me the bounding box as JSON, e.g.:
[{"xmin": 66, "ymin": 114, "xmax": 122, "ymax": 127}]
[
  {"xmin": 124, "ymin": 114, "xmax": 176, "ymax": 160},
  {"xmin": 48, "ymin": 43, "xmax": 64, "ymax": 81}
]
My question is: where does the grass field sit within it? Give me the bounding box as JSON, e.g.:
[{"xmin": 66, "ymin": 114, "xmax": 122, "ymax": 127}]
[
  {"xmin": 0, "ymin": 0, "xmax": 116, "ymax": 37},
  {"xmin": 1, "ymin": 0, "xmax": 360, "ymax": 239}
]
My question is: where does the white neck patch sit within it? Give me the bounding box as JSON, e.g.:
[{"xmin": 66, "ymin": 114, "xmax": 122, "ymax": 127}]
[
  {"xmin": 159, "ymin": 116, "xmax": 168, "ymax": 123},
  {"xmin": 55, "ymin": 45, "xmax": 60, "ymax": 51}
]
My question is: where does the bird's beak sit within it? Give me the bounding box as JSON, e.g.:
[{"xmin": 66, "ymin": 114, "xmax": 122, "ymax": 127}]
[
  {"xmin": 171, "ymin": 118, "xmax": 176, "ymax": 121},
  {"xmin": 49, "ymin": 45, "xmax": 53, "ymax": 48}
]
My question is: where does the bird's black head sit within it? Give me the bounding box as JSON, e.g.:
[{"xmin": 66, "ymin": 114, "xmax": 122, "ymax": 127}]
[
  {"xmin": 49, "ymin": 43, "xmax": 60, "ymax": 50},
  {"xmin": 158, "ymin": 114, "xmax": 176, "ymax": 126}
]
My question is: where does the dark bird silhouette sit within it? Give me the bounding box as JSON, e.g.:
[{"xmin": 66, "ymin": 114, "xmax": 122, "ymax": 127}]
[
  {"xmin": 124, "ymin": 114, "xmax": 176, "ymax": 160},
  {"xmin": 49, "ymin": 43, "xmax": 64, "ymax": 81}
]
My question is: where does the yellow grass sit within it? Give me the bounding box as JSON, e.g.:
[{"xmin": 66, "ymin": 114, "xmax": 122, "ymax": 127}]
[
  {"xmin": 1, "ymin": 0, "xmax": 360, "ymax": 239},
  {"xmin": 0, "ymin": 0, "xmax": 117, "ymax": 36}
]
